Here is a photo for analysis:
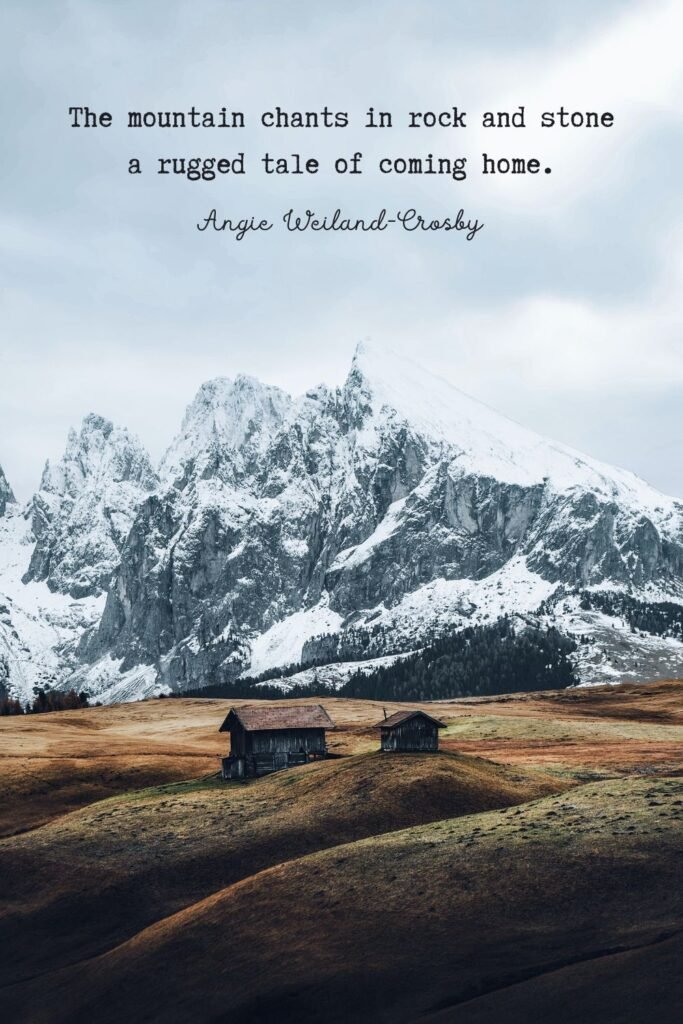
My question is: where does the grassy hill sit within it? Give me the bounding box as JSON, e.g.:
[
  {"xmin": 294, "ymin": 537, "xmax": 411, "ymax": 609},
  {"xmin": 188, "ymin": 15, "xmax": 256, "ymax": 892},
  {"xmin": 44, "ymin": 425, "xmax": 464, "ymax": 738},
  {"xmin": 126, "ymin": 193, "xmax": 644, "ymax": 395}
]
[
  {"xmin": 1, "ymin": 680, "xmax": 681, "ymax": 835},
  {"xmin": 5, "ymin": 777, "xmax": 682, "ymax": 1024},
  {"xmin": 1, "ymin": 681, "xmax": 682, "ymax": 1023},
  {"xmin": 0, "ymin": 750, "xmax": 568, "ymax": 987}
]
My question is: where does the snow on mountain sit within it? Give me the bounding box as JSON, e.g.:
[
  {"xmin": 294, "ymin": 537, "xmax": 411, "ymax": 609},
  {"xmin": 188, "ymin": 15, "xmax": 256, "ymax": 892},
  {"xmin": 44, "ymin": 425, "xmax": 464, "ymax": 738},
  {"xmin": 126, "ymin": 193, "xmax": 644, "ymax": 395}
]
[
  {"xmin": 247, "ymin": 603, "xmax": 345, "ymax": 678},
  {"xmin": 0, "ymin": 418, "xmax": 156, "ymax": 702},
  {"xmin": 1, "ymin": 343, "xmax": 682, "ymax": 703},
  {"xmin": 24, "ymin": 414, "xmax": 158, "ymax": 598},
  {"xmin": 73, "ymin": 340, "xmax": 683, "ymax": 699},
  {"xmin": 254, "ymin": 652, "xmax": 417, "ymax": 693},
  {"xmin": 0, "ymin": 506, "xmax": 104, "ymax": 699},
  {"xmin": 160, "ymin": 376, "xmax": 292, "ymax": 488},
  {"xmin": 350, "ymin": 342, "xmax": 681, "ymax": 524}
]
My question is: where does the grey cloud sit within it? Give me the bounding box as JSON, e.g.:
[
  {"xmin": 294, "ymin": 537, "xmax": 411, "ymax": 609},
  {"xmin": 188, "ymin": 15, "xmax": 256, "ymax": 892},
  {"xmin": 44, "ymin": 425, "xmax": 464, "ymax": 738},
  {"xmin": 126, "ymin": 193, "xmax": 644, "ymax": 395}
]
[{"xmin": 0, "ymin": 0, "xmax": 680, "ymax": 499}]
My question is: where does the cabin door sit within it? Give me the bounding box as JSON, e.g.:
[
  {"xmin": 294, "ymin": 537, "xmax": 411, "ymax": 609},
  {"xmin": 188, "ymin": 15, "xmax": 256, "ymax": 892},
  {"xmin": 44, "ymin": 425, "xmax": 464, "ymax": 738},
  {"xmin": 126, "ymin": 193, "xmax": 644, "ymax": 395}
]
[{"xmin": 273, "ymin": 752, "xmax": 288, "ymax": 771}]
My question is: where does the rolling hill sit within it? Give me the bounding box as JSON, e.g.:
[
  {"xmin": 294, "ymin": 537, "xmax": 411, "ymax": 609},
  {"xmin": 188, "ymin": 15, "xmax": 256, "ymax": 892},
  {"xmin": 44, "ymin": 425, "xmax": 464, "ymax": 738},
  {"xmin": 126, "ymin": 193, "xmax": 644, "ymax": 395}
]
[
  {"xmin": 4, "ymin": 775, "xmax": 681, "ymax": 1024},
  {"xmin": 1, "ymin": 685, "xmax": 681, "ymax": 1023}
]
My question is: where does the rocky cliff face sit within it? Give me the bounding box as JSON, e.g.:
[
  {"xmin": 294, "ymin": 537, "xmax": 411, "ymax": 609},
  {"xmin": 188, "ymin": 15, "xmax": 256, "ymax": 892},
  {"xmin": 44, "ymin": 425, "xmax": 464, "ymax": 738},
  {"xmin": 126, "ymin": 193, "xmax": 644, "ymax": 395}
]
[
  {"xmin": 23, "ymin": 414, "xmax": 157, "ymax": 599},
  {"xmin": 0, "ymin": 465, "xmax": 15, "ymax": 518},
  {"xmin": 81, "ymin": 343, "xmax": 683, "ymax": 697}
]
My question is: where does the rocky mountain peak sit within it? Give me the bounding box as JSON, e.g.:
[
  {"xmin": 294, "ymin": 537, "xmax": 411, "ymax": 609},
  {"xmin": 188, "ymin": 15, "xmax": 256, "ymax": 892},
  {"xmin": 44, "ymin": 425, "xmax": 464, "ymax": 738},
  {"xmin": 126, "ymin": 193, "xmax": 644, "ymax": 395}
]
[
  {"xmin": 39, "ymin": 413, "xmax": 156, "ymax": 499},
  {"xmin": 345, "ymin": 343, "xmax": 682, "ymax": 525},
  {"xmin": 161, "ymin": 374, "xmax": 292, "ymax": 488},
  {"xmin": 23, "ymin": 414, "xmax": 158, "ymax": 598}
]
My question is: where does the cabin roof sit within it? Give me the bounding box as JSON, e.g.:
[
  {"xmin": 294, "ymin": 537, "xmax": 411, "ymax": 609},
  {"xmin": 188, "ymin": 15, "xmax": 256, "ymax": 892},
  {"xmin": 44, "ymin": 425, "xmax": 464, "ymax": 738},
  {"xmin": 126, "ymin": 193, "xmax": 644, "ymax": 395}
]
[
  {"xmin": 219, "ymin": 704, "xmax": 335, "ymax": 733},
  {"xmin": 374, "ymin": 709, "xmax": 447, "ymax": 730}
]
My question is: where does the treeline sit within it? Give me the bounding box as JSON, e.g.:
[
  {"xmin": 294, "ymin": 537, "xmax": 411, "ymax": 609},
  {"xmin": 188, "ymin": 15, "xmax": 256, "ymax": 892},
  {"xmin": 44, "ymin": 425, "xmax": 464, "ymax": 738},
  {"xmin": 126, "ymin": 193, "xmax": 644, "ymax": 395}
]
[
  {"xmin": 0, "ymin": 687, "xmax": 91, "ymax": 716},
  {"xmin": 301, "ymin": 621, "xmax": 417, "ymax": 666},
  {"xmin": 178, "ymin": 617, "xmax": 578, "ymax": 703},
  {"xmin": 216, "ymin": 618, "xmax": 468, "ymax": 691},
  {"xmin": 580, "ymin": 592, "xmax": 683, "ymax": 640},
  {"xmin": 338, "ymin": 618, "xmax": 577, "ymax": 701},
  {"xmin": 172, "ymin": 678, "xmax": 336, "ymax": 701}
]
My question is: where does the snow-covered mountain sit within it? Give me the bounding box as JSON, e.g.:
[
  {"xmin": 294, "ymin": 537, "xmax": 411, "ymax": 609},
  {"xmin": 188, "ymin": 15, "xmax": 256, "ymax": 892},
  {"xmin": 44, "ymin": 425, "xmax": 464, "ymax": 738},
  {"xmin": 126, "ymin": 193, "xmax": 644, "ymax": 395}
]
[
  {"xmin": 70, "ymin": 342, "xmax": 683, "ymax": 702},
  {"xmin": 2, "ymin": 344, "xmax": 682, "ymax": 704},
  {"xmin": 0, "ymin": 418, "xmax": 156, "ymax": 700},
  {"xmin": 0, "ymin": 504, "xmax": 104, "ymax": 699},
  {"xmin": 24, "ymin": 414, "xmax": 158, "ymax": 598}
]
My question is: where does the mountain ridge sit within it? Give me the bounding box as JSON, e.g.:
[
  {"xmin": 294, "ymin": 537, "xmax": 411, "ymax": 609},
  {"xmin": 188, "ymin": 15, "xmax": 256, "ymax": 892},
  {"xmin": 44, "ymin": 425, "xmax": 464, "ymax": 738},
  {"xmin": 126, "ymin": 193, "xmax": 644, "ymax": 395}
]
[
  {"xmin": 1, "ymin": 341, "xmax": 682, "ymax": 703},
  {"xmin": 23, "ymin": 413, "xmax": 158, "ymax": 598}
]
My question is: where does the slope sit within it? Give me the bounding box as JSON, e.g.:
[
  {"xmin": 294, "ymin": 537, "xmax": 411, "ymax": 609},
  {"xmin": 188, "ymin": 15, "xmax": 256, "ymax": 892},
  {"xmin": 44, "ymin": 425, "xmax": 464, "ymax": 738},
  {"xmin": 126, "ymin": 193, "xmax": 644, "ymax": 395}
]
[
  {"xmin": 0, "ymin": 750, "xmax": 570, "ymax": 988},
  {"xmin": 348, "ymin": 341, "xmax": 682, "ymax": 510},
  {"xmin": 6, "ymin": 776, "xmax": 681, "ymax": 1024},
  {"xmin": 2, "ymin": 685, "xmax": 681, "ymax": 837}
]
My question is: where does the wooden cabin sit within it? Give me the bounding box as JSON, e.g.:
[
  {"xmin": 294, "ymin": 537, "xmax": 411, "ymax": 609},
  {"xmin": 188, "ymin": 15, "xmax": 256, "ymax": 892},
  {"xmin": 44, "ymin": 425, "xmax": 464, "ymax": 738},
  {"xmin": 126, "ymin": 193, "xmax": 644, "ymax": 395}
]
[
  {"xmin": 219, "ymin": 704, "xmax": 334, "ymax": 779},
  {"xmin": 375, "ymin": 709, "xmax": 446, "ymax": 752}
]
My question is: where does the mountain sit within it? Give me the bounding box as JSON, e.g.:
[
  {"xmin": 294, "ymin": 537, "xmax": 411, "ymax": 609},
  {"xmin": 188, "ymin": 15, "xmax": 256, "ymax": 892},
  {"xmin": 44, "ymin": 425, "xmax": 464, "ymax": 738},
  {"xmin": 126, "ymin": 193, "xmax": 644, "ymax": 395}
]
[
  {"xmin": 0, "ymin": 416, "xmax": 156, "ymax": 701},
  {"xmin": 0, "ymin": 465, "xmax": 15, "ymax": 518},
  {"xmin": 160, "ymin": 376, "xmax": 293, "ymax": 488},
  {"xmin": 24, "ymin": 414, "xmax": 158, "ymax": 598},
  {"xmin": 72, "ymin": 342, "xmax": 683, "ymax": 702},
  {"xmin": 2, "ymin": 345, "xmax": 682, "ymax": 705}
]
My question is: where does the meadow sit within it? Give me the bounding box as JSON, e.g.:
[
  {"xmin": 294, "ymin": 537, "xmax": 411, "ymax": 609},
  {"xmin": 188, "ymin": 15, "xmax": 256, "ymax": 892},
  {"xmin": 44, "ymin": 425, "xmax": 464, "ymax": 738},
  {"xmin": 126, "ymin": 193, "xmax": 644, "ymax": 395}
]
[{"xmin": 1, "ymin": 680, "xmax": 681, "ymax": 1022}]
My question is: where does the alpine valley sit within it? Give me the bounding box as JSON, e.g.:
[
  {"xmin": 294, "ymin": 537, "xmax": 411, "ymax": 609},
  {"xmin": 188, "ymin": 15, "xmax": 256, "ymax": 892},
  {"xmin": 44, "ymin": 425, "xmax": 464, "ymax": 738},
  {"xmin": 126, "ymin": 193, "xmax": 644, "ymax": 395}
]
[{"xmin": 1, "ymin": 343, "xmax": 682, "ymax": 706}]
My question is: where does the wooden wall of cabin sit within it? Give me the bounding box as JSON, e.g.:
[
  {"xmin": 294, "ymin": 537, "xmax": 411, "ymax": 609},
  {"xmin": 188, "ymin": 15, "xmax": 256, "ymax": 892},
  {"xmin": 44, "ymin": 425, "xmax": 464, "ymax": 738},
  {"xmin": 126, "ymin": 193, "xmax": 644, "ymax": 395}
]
[
  {"xmin": 248, "ymin": 728, "xmax": 327, "ymax": 754},
  {"xmin": 381, "ymin": 718, "xmax": 439, "ymax": 752}
]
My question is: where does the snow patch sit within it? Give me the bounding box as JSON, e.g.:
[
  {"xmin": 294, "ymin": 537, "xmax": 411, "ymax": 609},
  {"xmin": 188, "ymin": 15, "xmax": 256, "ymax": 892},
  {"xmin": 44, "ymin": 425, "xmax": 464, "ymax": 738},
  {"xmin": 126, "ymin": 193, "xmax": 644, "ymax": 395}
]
[
  {"xmin": 245, "ymin": 603, "xmax": 344, "ymax": 677},
  {"xmin": 256, "ymin": 652, "xmax": 414, "ymax": 692}
]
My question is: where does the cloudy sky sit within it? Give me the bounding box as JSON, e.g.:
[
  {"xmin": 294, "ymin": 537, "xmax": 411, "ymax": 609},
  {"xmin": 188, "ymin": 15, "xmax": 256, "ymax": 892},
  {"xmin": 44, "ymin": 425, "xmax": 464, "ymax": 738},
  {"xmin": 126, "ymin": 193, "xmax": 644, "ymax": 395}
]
[{"xmin": 1, "ymin": 0, "xmax": 682, "ymax": 499}]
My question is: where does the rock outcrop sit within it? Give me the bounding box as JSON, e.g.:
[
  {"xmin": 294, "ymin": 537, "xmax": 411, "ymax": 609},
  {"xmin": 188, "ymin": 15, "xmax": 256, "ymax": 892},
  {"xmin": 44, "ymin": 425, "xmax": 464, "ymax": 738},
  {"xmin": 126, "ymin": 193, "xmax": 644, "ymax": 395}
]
[{"xmin": 23, "ymin": 414, "xmax": 157, "ymax": 598}]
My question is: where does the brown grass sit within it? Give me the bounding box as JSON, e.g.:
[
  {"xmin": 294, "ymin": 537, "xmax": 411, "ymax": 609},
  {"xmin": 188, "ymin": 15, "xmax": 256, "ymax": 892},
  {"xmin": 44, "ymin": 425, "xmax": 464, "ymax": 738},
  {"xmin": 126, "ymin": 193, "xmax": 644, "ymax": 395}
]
[
  {"xmin": 6, "ymin": 776, "xmax": 681, "ymax": 1024},
  {"xmin": 1, "ymin": 681, "xmax": 681, "ymax": 1023},
  {"xmin": 0, "ymin": 750, "xmax": 568, "ymax": 986},
  {"xmin": 2, "ymin": 681, "xmax": 681, "ymax": 834}
]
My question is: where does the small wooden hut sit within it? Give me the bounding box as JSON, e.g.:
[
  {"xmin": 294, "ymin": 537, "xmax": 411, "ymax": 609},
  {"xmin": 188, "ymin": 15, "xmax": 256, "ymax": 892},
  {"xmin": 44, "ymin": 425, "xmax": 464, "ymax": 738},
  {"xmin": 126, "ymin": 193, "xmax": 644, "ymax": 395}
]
[
  {"xmin": 219, "ymin": 704, "xmax": 334, "ymax": 779},
  {"xmin": 375, "ymin": 709, "xmax": 446, "ymax": 752}
]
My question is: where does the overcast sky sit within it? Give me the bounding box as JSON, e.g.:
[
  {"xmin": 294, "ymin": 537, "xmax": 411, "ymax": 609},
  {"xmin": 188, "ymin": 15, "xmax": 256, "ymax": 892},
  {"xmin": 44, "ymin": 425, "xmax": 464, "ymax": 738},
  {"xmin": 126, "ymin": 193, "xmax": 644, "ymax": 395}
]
[{"xmin": 1, "ymin": 0, "xmax": 682, "ymax": 500}]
